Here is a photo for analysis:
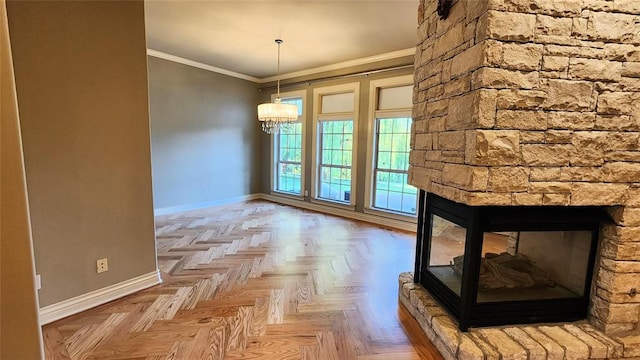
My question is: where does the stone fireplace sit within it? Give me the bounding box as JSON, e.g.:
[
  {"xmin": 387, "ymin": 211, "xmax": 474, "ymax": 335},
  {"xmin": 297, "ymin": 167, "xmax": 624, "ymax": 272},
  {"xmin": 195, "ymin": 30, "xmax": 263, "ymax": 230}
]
[
  {"xmin": 402, "ymin": 0, "xmax": 640, "ymax": 358},
  {"xmin": 416, "ymin": 191, "xmax": 606, "ymax": 331}
]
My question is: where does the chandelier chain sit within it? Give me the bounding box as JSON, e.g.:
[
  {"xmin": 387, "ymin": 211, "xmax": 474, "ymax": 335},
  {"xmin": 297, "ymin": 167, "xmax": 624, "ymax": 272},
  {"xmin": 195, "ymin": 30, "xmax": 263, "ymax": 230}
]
[{"xmin": 276, "ymin": 39, "xmax": 282, "ymax": 99}]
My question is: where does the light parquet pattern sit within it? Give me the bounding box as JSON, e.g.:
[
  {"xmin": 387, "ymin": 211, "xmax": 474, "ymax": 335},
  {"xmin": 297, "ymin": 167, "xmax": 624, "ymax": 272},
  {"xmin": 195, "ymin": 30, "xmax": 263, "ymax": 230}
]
[{"xmin": 43, "ymin": 200, "xmax": 443, "ymax": 359}]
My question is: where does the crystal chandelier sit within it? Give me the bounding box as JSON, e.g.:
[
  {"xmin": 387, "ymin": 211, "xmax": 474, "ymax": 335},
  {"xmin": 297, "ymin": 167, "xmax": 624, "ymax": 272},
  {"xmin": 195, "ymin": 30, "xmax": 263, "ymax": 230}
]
[{"xmin": 258, "ymin": 39, "xmax": 298, "ymax": 134}]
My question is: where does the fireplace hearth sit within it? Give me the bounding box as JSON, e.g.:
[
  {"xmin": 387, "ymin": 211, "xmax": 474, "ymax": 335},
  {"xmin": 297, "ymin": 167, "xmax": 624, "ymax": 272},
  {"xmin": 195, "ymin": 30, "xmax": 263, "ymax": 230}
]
[{"xmin": 415, "ymin": 191, "xmax": 607, "ymax": 331}]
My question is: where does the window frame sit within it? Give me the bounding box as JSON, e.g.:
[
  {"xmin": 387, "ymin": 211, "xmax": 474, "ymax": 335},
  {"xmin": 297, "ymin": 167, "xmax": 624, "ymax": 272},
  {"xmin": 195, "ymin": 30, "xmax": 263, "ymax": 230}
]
[
  {"xmin": 270, "ymin": 89, "xmax": 307, "ymax": 198},
  {"xmin": 311, "ymin": 83, "xmax": 360, "ymax": 209},
  {"xmin": 364, "ymin": 75, "xmax": 417, "ymax": 220}
]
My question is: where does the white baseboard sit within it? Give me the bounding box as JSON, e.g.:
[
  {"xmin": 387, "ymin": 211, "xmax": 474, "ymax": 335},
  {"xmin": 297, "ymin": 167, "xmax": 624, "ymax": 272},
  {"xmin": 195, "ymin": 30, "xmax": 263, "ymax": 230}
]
[
  {"xmin": 154, "ymin": 194, "xmax": 262, "ymax": 216},
  {"xmin": 39, "ymin": 270, "xmax": 161, "ymax": 325},
  {"xmin": 154, "ymin": 194, "xmax": 416, "ymax": 233},
  {"xmin": 259, "ymin": 193, "xmax": 417, "ymax": 233}
]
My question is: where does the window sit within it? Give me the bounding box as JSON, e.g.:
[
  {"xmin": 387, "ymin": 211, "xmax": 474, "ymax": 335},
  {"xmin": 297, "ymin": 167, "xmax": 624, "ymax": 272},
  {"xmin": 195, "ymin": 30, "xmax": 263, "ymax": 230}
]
[
  {"xmin": 272, "ymin": 92, "xmax": 305, "ymax": 196},
  {"xmin": 366, "ymin": 76, "xmax": 417, "ymax": 216},
  {"xmin": 373, "ymin": 115, "xmax": 416, "ymax": 214},
  {"xmin": 318, "ymin": 120, "xmax": 353, "ymax": 202},
  {"xmin": 312, "ymin": 84, "xmax": 359, "ymax": 206}
]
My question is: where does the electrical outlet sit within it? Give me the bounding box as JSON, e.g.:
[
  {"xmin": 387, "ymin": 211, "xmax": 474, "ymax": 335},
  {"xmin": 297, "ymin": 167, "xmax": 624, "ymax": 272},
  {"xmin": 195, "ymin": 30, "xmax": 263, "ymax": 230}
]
[
  {"xmin": 97, "ymin": 258, "xmax": 108, "ymax": 273},
  {"xmin": 304, "ymin": 190, "xmax": 308, "ymax": 197}
]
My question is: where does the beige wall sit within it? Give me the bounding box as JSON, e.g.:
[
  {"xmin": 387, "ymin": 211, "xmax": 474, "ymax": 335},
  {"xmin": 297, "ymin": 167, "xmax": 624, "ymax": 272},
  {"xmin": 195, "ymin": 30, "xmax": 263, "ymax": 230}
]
[
  {"xmin": 7, "ymin": 0, "xmax": 157, "ymax": 307},
  {"xmin": 1, "ymin": 0, "xmax": 43, "ymax": 358},
  {"xmin": 148, "ymin": 57, "xmax": 261, "ymax": 209}
]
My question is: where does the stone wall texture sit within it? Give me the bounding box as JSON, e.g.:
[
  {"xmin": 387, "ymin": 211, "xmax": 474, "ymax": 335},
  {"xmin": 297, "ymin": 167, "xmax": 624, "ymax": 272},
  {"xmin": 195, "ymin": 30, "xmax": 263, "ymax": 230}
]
[
  {"xmin": 400, "ymin": 272, "xmax": 640, "ymax": 360},
  {"xmin": 409, "ymin": 0, "xmax": 640, "ymax": 333},
  {"xmin": 409, "ymin": 0, "xmax": 640, "ymax": 207}
]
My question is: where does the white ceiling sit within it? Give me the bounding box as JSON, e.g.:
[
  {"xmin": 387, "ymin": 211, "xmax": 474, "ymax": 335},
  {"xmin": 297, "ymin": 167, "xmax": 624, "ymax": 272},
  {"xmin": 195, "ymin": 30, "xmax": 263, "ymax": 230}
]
[{"xmin": 144, "ymin": 0, "xmax": 419, "ymax": 80}]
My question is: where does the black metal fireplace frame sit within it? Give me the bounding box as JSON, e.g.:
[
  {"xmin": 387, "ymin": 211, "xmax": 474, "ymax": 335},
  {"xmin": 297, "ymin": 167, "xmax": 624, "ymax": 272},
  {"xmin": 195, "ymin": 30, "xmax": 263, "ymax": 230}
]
[{"xmin": 414, "ymin": 191, "xmax": 607, "ymax": 331}]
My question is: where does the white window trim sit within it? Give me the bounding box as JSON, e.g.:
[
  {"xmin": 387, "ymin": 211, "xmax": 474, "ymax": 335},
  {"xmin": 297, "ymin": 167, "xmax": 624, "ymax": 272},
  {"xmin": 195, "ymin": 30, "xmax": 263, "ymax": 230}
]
[
  {"xmin": 311, "ymin": 82, "xmax": 360, "ymax": 210},
  {"xmin": 364, "ymin": 75, "xmax": 416, "ymax": 217},
  {"xmin": 270, "ymin": 89, "xmax": 307, "ymax": 198}
]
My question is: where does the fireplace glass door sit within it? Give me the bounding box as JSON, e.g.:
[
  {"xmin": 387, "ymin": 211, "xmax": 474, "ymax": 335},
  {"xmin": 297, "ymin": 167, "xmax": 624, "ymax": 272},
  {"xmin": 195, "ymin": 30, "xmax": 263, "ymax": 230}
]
[
  {"xmin": 477, "ymin": 230, "xmax": 592, "ymax": 303},
  {"xmin": 427, "ymin": 214, "xmax": 467, "ymax": 296}
]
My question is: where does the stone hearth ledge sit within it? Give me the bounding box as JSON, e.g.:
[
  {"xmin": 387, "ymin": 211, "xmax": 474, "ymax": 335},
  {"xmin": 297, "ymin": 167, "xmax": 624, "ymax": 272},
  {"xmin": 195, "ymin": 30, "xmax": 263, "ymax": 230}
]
[{"xmin": 399, "ymin": 273, "xmax": 640, "ymax": 360}]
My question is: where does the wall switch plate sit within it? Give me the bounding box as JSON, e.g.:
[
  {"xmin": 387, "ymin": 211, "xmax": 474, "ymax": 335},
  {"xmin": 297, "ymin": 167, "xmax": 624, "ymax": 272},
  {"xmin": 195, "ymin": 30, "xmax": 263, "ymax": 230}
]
[
  {"xmin": 35, "ymin": 274, "xmax": 41, "ymax": 290},
  {"xmin": 97, "ymin": 258, "xmax": 108, "ymax": 273}
]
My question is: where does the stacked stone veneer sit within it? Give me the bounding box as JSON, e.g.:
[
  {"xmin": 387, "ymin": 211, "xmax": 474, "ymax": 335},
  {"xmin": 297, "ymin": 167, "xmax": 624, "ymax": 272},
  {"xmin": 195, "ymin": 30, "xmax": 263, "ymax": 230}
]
[
  {"xmin": 408, "ymin": 0, "xmax": 640, "ymax": 333},
  {"xmin": 399, "ymin": 273, "xmax": 640, "ymax": 360}
]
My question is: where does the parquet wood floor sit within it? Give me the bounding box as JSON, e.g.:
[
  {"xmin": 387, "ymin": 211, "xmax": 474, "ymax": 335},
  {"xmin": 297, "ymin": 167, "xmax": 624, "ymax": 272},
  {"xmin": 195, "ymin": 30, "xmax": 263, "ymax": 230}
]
[{"xmin": 42, "ymin": 200, "xmax": 443, "ymax": 360}]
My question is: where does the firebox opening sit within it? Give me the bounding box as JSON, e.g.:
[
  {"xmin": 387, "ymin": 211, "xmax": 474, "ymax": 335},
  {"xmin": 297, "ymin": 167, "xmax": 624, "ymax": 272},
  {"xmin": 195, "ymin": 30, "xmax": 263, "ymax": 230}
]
[{"xmin": 415, "ymin": 191, "xmax": 609, "ymax": 331}]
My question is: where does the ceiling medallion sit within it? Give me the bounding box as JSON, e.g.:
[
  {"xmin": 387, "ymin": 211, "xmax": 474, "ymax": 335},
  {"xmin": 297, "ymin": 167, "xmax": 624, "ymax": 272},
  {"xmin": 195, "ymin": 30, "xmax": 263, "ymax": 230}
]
[{"xmin": 437, "ymin": 0, "xmax": 452, "ymax": 19}]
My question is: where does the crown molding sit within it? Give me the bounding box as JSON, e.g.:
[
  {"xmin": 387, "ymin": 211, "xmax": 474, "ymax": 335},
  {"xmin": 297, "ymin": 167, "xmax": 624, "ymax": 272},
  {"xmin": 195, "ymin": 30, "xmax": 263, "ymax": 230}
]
[
  {"xmin": 146, "ymin": 47, "xmax": 416, "ymax": 84},
  {"xmin": 146, "ymin": 49, "xmax": 262, "ymax": 83},
  {"xmin": 262, "ymin": 47, "xmax": 416, "ymax": 83}
]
